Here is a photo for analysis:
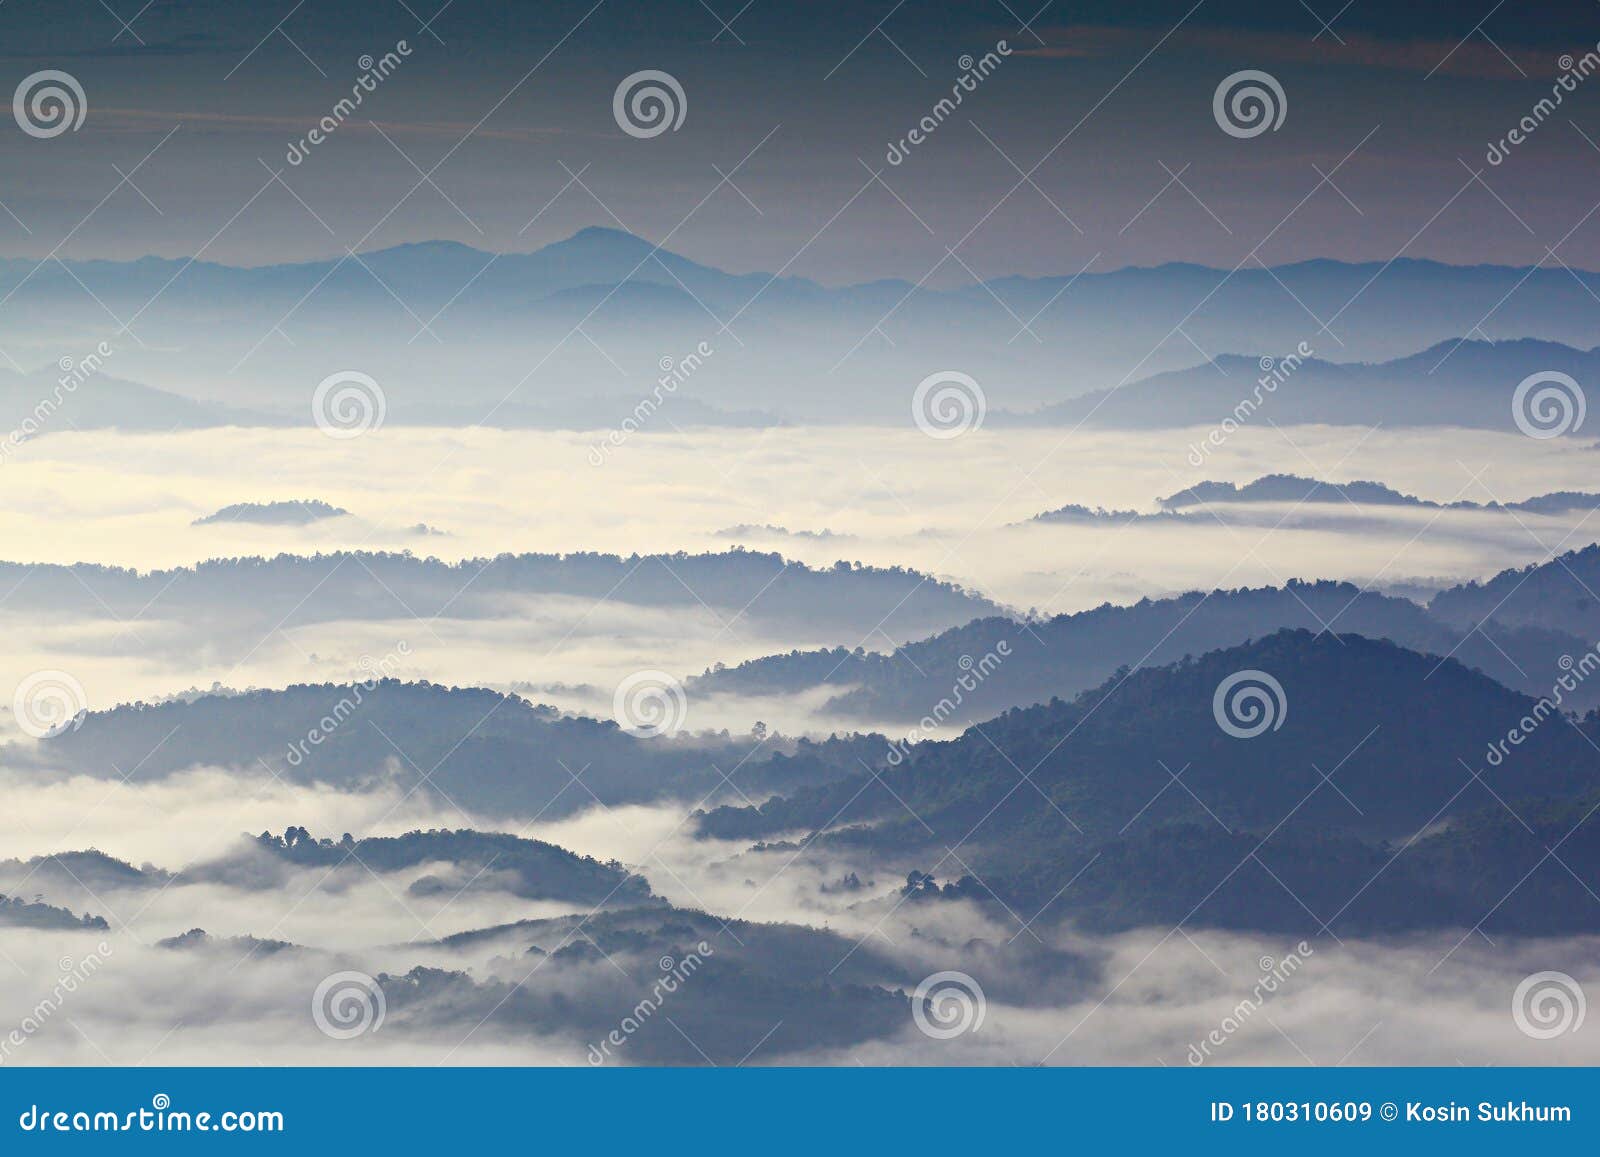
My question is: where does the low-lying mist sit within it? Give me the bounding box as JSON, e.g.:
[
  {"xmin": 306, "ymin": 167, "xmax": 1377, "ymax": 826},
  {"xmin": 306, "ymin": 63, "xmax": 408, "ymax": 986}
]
[{"xmin": 0, "ymin": 424, "xmax": 1596, "ymax": 728}]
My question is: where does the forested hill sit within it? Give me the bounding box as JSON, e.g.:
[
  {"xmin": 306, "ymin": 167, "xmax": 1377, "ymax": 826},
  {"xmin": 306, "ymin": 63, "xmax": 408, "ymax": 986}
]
[{"xmin": 693, "ymin": 580, "xmax": 1593, "ymax": 724}]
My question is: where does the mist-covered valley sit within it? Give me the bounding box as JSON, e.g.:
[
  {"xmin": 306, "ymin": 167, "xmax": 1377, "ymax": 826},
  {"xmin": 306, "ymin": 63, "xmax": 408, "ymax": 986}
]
[
  {"xmin": 0, "ymin": 419, "xmax": 1595, "ymax": 730},
  {"xmin": 3, "ymin": 404, "xmax": 1600, "ymax": 1067}
]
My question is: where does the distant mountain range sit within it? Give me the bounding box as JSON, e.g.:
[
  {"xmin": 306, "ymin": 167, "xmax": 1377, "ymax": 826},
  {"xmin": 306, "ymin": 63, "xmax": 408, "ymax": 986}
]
[
  {"xmin": 7, "ymin": 228, "xmax": 1600, "ymax": 425},
  {"xmin": 1000, "ymin": 339, "xmax": 1600, "ymax": 433},
  {"xmin": 692, "ymin": 566, "xmax": 1600, "ymax": 726},
  {"xmin": 1156, "ymin": 474, "xmax": 1600, "ymax": 513},
  {"xmin": 10, "ymin": 337, "xmax": 1597, "ymax": 436},
  {"xmin": 1025, "ymin": 475, "xmax": 1600, "ymax": 526},
  {"xmin": 0, "ymin": 367, "xmax": 275, "ymax": 436},
  {"xmin": 0, "ymin": 549, "xmax": 996, "ymax": 645},
  {"xmin": 0, "ymin": 364, "xmax": 776, "ymax": 437}
]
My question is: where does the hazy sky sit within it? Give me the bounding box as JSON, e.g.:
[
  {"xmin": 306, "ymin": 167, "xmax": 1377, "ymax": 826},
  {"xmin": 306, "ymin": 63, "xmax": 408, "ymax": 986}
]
[{"xmin": 4, "ymin": 0, "xmax": 1600, "ymax": 279}]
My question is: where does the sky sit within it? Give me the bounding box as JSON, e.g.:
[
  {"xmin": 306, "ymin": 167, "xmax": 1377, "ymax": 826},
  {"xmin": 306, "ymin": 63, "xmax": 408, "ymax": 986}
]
[
  {"xmin": 3, "ymin": 0, "xmax": 1600, "ymax": 280},
  {"xmin": 4, "ymin": 2, "xmax": 1600, "ymax": 1073}
]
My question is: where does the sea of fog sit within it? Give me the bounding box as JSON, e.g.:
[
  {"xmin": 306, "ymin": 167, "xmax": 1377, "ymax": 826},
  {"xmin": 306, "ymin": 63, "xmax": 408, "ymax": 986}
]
[{"xmin": 0, "ymin": 423, "xmax": 1593, "ymax": 730}]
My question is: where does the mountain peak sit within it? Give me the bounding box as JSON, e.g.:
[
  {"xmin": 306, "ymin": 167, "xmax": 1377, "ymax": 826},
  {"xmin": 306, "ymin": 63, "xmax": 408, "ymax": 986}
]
[
  {"xmin": 566, "ymin": 225, "xmax": 648, "ymax": 244},
  {"xmin": 547, "ymin": 225, "xmax": 658, "ymax": 256}
]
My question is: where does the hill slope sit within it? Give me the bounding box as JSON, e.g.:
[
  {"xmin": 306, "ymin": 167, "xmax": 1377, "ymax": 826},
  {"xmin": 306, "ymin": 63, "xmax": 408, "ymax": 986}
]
[
  {"xmin": 699, "ymin": 631, "xmax": 1600, "ymax": 935},
  {"xmin": 694, "ymin": 580, "xmax": 1593, "ymax": 723}
]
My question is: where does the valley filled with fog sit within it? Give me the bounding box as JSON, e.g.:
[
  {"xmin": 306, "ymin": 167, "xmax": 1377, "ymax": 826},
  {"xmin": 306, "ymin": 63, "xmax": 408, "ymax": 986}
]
[
  {"xmin": 4, "ymin": 407, "xmax": 1600, "ymax": 1067},
  {"xmin": 2, "ymin": 422, "xmax": 1596, "ymax": 731}
]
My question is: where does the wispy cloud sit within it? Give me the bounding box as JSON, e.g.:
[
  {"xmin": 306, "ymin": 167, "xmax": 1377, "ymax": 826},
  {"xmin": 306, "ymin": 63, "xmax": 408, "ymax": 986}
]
[{"xmin": 1018, "ymin": 25, "xmax": 1547, "ymax": 80}]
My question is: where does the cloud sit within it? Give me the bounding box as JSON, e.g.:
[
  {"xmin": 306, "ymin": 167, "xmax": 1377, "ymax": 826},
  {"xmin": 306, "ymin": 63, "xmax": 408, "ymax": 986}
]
[
  {"xmin": 90, "ymin": 107, "xmax": 573, "ymax": 143},
  {"xmin": 0, "ymin": 423, "xmax": 1592, "ymax": 735},
  {"xmin": 0, "ymin": 785, "xmax": 1595, "ymax": 1066},
  {"xmin": 1018, "ymin": 25, "xmax": 1548, "ymax": 80}
]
